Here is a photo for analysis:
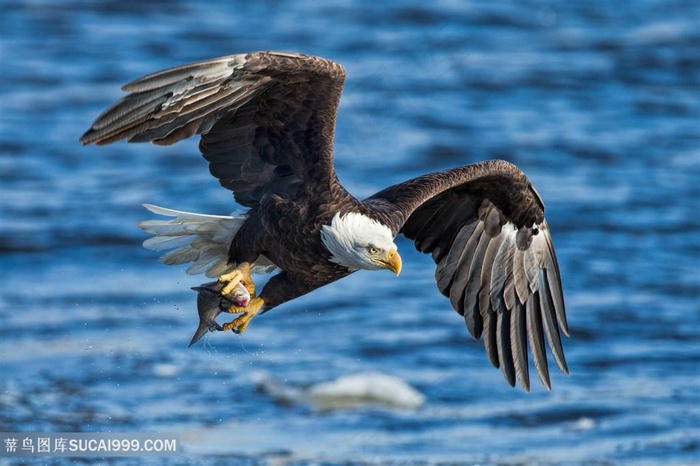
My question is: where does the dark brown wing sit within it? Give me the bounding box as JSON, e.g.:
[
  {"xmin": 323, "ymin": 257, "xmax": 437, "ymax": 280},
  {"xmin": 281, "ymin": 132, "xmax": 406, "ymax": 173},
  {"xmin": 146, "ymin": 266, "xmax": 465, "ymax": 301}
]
[
  {"xmin": 80, "ymin": 51, "xmax": 346, "ymax": 207},
  {"xmin": 368, "ymin": 160, "xmax": 569, "ymax": 391}
]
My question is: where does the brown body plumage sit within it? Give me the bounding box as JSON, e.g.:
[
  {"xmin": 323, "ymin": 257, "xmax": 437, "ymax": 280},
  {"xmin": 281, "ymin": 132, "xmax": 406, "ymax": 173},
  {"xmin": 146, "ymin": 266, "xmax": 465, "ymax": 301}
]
[{"xmin": 81, "ymin": 51, "xmax": 569, "ymax": 391}]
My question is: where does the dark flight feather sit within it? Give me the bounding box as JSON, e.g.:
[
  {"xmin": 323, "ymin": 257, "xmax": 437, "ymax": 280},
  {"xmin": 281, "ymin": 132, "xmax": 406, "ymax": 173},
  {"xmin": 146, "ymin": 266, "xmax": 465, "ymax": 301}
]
[{"xmin": 373, "ymin": 161, "xmax": 569, "ymax": 390}]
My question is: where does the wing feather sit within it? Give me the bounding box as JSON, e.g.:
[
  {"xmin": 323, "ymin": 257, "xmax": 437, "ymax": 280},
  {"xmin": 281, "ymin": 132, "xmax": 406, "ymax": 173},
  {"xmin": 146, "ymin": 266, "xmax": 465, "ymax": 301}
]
[
  {"xmin": 462, "ymin": 229, "xmax": 491, "ymax": 337},
  {"xmin": 437, "ymin": 222, "xmax": 473, "ymax": 299},
  {"xmin": 477, "ymin": 228, "xmax": 506, "ymax": 339},
  {"xmin": 121, "ymin": 57, "xmax": 236, "ymax": 92},
  {"xmin": 527, "ymin": 292, "xmax": 551, "ymax": 390},
  {"xmin": 490, "ymin": 227, "xmax": 515, "ymax": 314},
  {"xmin": 543, "ymin": 232, "xmax": 569, "ymax": 336},
  {"xmin": 450, "ymin": 222, "xmax": 483, "ymax": 314},
  {"xmin": 483, "ymin": 290, "xmax": 500, "ymax": 369},
  {"xmin": 446, "ymin": 224, "xmax": 481, "ymax": 295},
  {"xmin": 497, "ymin": 305, "xmax": 516, "ymax": 386},
  {"xmin": 511, "ymin": 299, "xmax": 530, "ymax": 391},
  {"xmin": 370, "ymin": 160, "xmax": 568, "ymax": 390},
  {"xmin": 81, "ymin": 51, "xmax": 347, "ymax": 207},
  {"xmin": 514, "ymin": 248, "xmax": 529, "ymax": 305},
  {"xmin": 539, "ymin": 271, "xmax": 569, "ymax": 374}
]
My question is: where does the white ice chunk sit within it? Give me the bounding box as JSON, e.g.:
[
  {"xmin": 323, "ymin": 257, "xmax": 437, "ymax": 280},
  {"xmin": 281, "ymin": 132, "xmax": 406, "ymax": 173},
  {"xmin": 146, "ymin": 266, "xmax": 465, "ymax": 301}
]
[{"xmin": 309, "ymin": 372, "xmax": 425, "ymax": 410}]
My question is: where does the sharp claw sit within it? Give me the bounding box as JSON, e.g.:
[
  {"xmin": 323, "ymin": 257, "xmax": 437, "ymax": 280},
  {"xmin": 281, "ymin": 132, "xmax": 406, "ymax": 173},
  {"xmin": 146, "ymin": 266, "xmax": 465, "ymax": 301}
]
[
  {"xmin": 218, "ymin": 263, "xmax": 255, "ymax": 304},
  {"xmin": 223, "ymin": 319, "xmax": 247, "ymax": 334},
  {"xmin": 219, "ymin": 297, "xmax": 264, "ymax": 335},
  {"xmin": 218, "ymin": 268, "xmax": 242, "ymax": 284},
  {"xmin": 220, "ymin": 275, "xmax": 242, "ymax": 296}
]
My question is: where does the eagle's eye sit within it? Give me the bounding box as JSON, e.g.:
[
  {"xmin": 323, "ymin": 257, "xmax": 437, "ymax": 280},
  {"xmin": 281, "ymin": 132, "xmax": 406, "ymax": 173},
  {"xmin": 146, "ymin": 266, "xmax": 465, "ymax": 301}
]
[{"xmin": 368, "ymin": 246, "xmax": 379, "ymax": 255}]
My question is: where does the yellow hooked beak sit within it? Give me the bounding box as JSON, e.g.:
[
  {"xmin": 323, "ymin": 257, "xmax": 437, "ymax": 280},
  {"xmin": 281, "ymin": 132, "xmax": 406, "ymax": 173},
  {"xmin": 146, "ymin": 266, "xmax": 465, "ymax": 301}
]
[{"xmin": 380, "ymin": 249, "xmax": 402, "ymax": 276}]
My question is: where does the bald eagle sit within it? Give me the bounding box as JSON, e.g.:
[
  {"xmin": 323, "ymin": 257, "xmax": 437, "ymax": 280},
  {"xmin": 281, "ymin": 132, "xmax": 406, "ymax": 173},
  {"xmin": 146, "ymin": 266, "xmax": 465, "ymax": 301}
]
[{"xmin": 80, "ymin": 51, "xmax": 568, "ymax": 391}]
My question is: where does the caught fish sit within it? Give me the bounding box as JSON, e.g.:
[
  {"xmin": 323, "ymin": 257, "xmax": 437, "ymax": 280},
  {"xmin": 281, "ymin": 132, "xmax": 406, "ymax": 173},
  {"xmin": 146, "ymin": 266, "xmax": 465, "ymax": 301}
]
[{"xmin": 188, "ymin": 280, "xmax": 251, "ymax": 347}]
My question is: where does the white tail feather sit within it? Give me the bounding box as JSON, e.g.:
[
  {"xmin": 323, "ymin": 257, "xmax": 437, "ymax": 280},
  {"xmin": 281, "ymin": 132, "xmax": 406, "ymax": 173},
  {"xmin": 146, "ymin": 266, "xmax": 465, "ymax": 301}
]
[{"xmin": 138, "ymin": 204, "xmax": 278, "ymax": 277}]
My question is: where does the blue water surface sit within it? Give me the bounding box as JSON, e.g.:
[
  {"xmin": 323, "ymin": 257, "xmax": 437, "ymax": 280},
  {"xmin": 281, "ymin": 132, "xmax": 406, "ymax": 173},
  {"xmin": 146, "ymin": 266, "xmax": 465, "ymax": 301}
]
[{"xmin": 1, "ymin": 1, "xmax": 699, "ymax": 465}]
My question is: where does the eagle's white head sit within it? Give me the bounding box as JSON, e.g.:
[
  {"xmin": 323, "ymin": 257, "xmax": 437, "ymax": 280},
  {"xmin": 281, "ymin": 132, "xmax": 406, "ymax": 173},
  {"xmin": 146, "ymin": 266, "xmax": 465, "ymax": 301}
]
[{"xmin": 320, "ymin": 212, "xmax": 402, "ymax": 275}]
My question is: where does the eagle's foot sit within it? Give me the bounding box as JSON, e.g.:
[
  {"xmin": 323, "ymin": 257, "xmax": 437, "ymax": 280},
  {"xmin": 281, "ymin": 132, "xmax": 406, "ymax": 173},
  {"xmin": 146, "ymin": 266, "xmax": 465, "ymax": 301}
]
[
  {"xmin": 221, "ymin": 297, "xmax": 265, "ymax": 334},
  {"xmin": 218, "ymin": 262, "xmax": 255, "ymax": 303}
]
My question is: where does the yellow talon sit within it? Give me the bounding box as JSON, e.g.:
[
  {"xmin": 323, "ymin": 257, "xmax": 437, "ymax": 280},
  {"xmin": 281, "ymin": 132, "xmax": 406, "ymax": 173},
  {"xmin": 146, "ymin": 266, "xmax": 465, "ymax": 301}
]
[
  {"xmin": 221, "ymin": 297, "xmax": 265, "ymax": 334},
  {"xmin": 220, "ymin": 272, "xmax": 243, "ymax": 296},
  {"xmin": 218, "ymin": 262, "xmax": 255, "ymax": 300},
  {"xmin": 225, "ymin": 305, "xmax": 247, "ymax": 314}
]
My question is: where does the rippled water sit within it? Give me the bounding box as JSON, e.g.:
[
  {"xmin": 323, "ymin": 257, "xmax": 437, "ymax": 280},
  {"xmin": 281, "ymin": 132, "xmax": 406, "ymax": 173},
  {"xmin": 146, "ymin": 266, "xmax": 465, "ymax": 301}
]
[{"xmin": 1, "ymin": 1, "xmax": 699, "ymax": 465}]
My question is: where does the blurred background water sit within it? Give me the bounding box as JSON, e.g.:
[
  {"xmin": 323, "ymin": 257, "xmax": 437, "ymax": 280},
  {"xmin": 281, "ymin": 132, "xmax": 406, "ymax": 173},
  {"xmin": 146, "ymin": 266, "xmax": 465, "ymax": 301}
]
[{"xmin": 1, "ymin": 1, "xmax": 699, "ymax": 464}]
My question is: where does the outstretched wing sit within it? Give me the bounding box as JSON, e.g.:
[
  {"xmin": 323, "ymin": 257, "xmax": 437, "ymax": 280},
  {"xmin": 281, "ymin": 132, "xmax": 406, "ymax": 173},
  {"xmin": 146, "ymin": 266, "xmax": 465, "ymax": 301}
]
[
  {"xmin": 368, "ymin": 160, "xmax": 569, "ymax": 391},
  {"xmin": 80, "ymin": 51, "xmax": 346, "ymax": 207}
]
